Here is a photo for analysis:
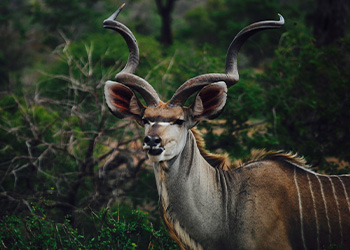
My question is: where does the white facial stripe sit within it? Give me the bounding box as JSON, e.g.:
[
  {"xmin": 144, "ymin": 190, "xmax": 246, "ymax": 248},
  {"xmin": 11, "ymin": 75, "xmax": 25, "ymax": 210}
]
[
  {"xmin": 158, "ymin": 122, "xmax": 171, "ymax": 126},
  {"xmin": 150, "ymin": 122, "xmax": 171, "ymax": 126},
  {"xmin": 144, "ymin": 117, "xmax": 187, "ymax": 162}
]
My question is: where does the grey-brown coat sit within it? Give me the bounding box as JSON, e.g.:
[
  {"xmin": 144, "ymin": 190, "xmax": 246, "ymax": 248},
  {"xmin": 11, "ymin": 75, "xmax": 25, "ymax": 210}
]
[{"xmin": 103, "ymin": 5, "xmax": 350, "ymax": 250}]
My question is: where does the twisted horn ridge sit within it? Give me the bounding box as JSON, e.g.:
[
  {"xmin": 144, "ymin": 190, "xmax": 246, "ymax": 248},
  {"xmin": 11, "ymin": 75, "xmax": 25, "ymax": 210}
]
[
  {"xmin": 103, "ymin": 4, "xmax": 160, "ymax": 106},
  {"xmin": 103, "ymin": 3, "xmax": 138, "ymax": 74},
  {"xmin": 169, "ymin": 14, "xmax": 284, "ymax": 107},
  {"xmin": 226, "ymin": 14, "xmax": 285, "ymax": 76}
]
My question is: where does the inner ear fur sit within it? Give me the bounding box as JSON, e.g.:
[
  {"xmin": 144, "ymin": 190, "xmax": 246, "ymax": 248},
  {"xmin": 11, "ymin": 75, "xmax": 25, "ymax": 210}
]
[
  {"xmin": 104, "ymin": 81, "xmax": 145, "ymax": 123},
  {"xmin": 191, "ymin": 82, "xmax": 227, "ymax": 121}
]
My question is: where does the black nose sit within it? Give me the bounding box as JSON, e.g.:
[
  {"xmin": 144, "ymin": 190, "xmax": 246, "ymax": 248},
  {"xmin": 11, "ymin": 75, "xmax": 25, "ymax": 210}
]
[{"xmin": 144, "ymin": 136, "xmax": 161, "ymax": 147}]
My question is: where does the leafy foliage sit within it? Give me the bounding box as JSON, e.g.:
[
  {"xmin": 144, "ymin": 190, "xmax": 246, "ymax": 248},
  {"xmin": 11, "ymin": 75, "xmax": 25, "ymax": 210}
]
[
  {"xmin": 199, "ymin": 69, "xmax": 278, "ymax": 160},
  {"xmin": 1, "ymin": 1, "xmax": 350, "ymax": 249},
  {"xmin": 0, "ymin": 38, "xmax": 153, "ymax": 219},
  {"xmin": 0, "ymin": 205, "xmax": 178, "ymax": 249},
  {"xmin": 261, "ymin": 28, "xmax": 350, "ymax": 173},
  {"xmin": 181, "ymin": 0, "xmax": 283, "ymax": 65}
]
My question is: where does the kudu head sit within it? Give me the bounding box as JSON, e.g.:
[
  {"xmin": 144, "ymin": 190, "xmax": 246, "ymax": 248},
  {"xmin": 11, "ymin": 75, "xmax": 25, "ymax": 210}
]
[{"xmin": 104, "ymin": 4, "xmax": 284, "ymax": 162}]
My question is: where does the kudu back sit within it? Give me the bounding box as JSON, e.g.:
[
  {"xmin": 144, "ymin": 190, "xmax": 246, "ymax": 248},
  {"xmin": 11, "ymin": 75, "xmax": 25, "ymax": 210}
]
[{"xmin": 103, "ymin": 5, "xmax": 350, "ymax": 250}]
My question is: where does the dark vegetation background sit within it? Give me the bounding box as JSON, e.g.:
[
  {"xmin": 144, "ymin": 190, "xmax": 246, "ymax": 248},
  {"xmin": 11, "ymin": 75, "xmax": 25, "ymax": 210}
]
[{"xmin": 1, "ymin": 0, "xmax": 349, "ymax": 248}]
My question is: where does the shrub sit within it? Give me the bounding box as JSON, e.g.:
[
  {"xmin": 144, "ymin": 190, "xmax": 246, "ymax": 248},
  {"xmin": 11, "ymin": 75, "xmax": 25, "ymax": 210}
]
[
  {"xmin": 261, "ymin": 28, "xmax": 350, "ymax": 173},
  {"xmin": 0, "ymin": 205, "xmax": 178, "ymax": 249}
]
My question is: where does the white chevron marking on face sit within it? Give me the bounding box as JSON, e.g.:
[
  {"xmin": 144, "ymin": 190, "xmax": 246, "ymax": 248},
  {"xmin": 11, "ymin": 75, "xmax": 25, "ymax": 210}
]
[{"xmin": 149, "ymin": 122, "xmax": 171, "ymax": 126}]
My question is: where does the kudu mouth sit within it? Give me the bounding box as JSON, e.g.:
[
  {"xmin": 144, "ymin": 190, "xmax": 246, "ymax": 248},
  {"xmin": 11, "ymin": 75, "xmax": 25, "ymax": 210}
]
[
  {"xmin": 148, "ymin": 148, "xmax": 164, "ymax": 156},
  {"xmin": 143, "ymin": 145, "xmax": 164, "ymax": 155}
]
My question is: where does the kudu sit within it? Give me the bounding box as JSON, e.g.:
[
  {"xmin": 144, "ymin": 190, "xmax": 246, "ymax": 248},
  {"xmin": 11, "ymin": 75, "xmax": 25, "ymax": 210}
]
[{"xmin": 103, "ymin": 5, "xmax": 350, "ymax": 250}]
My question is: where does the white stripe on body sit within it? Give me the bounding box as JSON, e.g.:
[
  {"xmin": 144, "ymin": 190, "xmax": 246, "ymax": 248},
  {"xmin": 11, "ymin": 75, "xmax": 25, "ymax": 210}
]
[
  {"xmin": 294, "ymin": 167, "xmax": 307, "ymax": 250},
  {"xmin": 328, "ymin": 176, "xmax": 343, "ymax": 244},
  {"xmin": 315, "ymin": 175, "xmax": 332, "ymax": 245},
  {"xmin": 307, "ymin": 173, "xmax": 320, "ymax": 250},
  {"xmin": 336, "ymin": 176, "xmax": 350, "ymax": 215}
]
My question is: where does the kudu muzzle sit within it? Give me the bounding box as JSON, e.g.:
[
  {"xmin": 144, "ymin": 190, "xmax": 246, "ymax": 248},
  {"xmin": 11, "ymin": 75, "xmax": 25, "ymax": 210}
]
[{"xmin": 143, "ymin": 136, "xmax": 163, "ymax": 155}]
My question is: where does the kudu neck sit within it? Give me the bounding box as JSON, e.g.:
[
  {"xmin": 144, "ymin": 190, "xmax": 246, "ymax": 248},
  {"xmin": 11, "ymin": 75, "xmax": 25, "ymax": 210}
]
[
  {"xmin": 154, "ymin": 129, "xmax": 237, "ymax": 200},
  {"xmin": 163, "ymin": 129, "xmax": 208, "ymax": 174},
  {"xmin": 152, "ymin": 130, "xmax": 240, "ymax": 249}
]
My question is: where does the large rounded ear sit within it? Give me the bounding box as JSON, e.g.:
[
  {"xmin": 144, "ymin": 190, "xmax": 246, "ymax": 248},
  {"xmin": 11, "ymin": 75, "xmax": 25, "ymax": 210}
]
[
  {"xmin": 104, "ymin": 80, "xmax": 145, "ymax": 124},
  {"xmin": 191, "ymin": 81, "xmax": 227, "ymax": 121}
]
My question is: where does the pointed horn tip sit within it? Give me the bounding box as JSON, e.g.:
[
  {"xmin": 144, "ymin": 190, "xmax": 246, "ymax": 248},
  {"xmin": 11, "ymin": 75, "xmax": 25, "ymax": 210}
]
[
  {"xmin": 104, "ymin": 3, "xmax": 126, "ymax": 23},
  {"xmin": 115, "ymin": 3, "xmax": 126, "ymax": 15},
  {"xmin": 277, "ymin": 14, "xmax": 285, "ymax": 25}
]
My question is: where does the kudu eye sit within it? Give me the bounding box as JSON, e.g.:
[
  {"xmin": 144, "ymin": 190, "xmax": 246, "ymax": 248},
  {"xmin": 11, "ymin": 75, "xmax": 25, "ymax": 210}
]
[
  {"xmin": 174, "ymin": 119, "xmax": 184, "ymax": 126},
  {"xmin": 142, "ymin": 118, "xmax": 150, "ymax": 125}
]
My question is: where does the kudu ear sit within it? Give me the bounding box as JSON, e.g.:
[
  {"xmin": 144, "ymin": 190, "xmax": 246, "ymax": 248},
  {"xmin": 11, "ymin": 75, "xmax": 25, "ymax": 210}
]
[
  {"xmin": 104, "ymin": 80, "xmax": 145, "ymax": 125},
  {"xmin": 191, "ymin": 81, "xmax": 227, "ymax": 121}
]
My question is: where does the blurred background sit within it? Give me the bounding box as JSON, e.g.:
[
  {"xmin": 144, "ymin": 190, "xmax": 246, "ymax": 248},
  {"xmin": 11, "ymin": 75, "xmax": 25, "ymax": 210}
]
[{"xmin": 1, "ymin": 0, "xmax": 349, "ymax": 248}]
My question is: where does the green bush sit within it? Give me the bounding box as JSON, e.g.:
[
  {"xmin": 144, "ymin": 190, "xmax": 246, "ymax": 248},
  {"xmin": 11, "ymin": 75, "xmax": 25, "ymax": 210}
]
[
  {"xmin": 180, "ymin": 0, "xmax": 283, "ymax": 65},
  {"xmin": 199, "ymin": 69, "xmax": 279, "ymax": 160},
  {"xmin": 0, "ymin": 36, "xmax": 157, "ymax": 219},
  {"xmin": 261, "ymin": 28, "xmax": 350, "ymax": 173},
  {"xmin": 0, "ymin": 205, "xmax": 178, "ymax": 249},
  {"xmin": 2, "ymin": 3, "xmax": 350, "ymax": 249}
]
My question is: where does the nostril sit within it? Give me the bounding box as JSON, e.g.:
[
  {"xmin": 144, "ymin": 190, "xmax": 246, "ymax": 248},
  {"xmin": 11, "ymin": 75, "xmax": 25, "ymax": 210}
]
[
  {"xmin": 144, "ymin": 136, "xmax": 162, "ymax": 147},
  {"xmin": 144, "ymin": 136, "xmax": 151, "ymax": 144}
]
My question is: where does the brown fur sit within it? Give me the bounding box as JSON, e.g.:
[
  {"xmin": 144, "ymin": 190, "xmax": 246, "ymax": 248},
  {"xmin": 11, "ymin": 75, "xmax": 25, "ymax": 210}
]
[
  {"xmin": 159, "ymin": 198, "xmax": 187, "ymax": 250},
  {"xmin": 191, "ymin": 128, "xmax": 309, "ymax": 171},
  {"xmin": 241, "ymin": 149, "xmax": 310, "ymax": 168},
  {"xmin": 144, "ymin": 101, "xmax": 184, "ymax": 121},
  {"xmin": 191, "ymin": 128, "xmax": 232, "ymax": 170}
]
